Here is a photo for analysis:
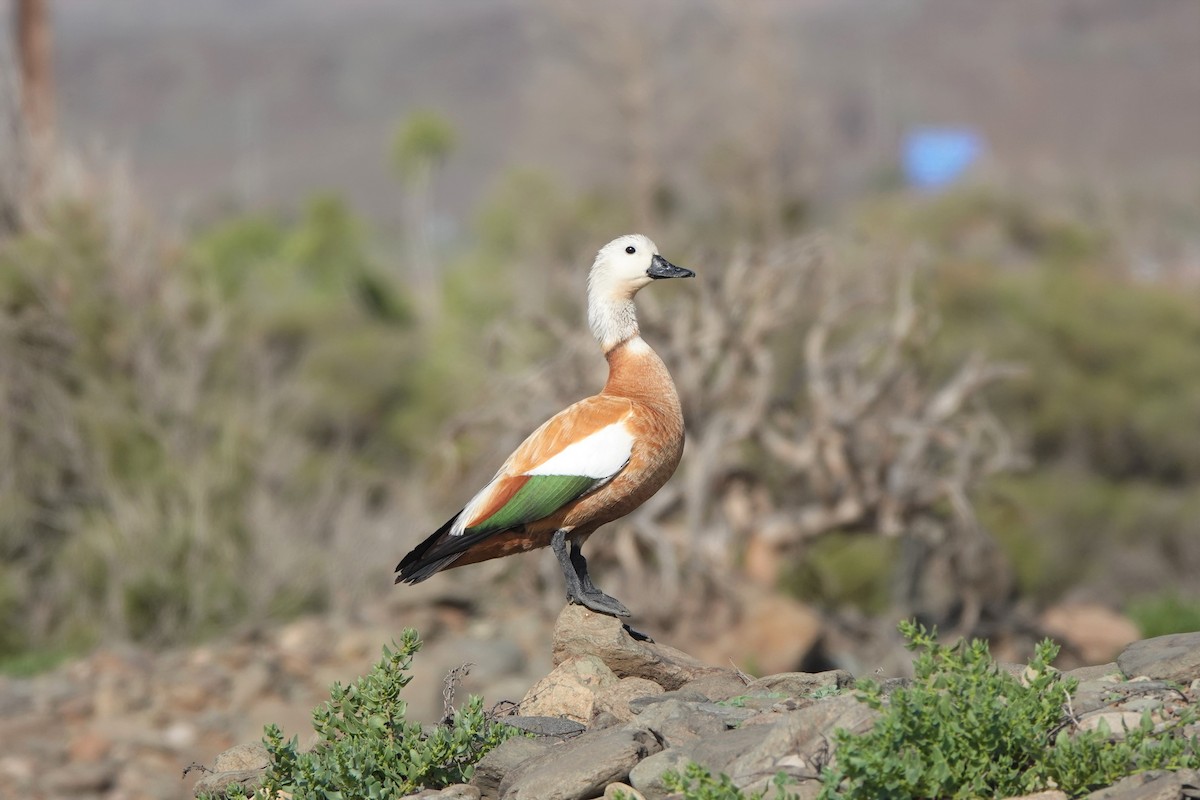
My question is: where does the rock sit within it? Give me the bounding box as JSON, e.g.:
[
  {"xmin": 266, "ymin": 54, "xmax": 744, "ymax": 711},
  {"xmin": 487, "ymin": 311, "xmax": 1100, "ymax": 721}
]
[
  {"xmin": 695, "ymin": 591, "xmax": 823, "ymax": 676},
  {"xmin": 629, "ymin": 690, "xmax": 709, "ymax": 713},
  {"xmin": 212, "ymin": 742, "xmax": 270, "ymax": 773},
  {"xmin": 520, "ymin": 655, "xmax": 619, "ymax": 723},
  {"xmin": 593, "ymin": 677, "xmax": 664, "ymax": 723},
  {"xmin": 502, "ymin": 724, "xmax": 663, "ymax": 800},
  {"xmin": 743, "ymin": 670, "xmax": 854, "ymax": 698},
  {"xmin": 191, "ymin": 742, "xmax": 272, "ymax": 798},
  {"xmin": 1074, "ymin": 710, "xmax": 1149, "ymax": 738},
  {"xmin": 677, "ymin": 671, "xmax": 750, "ymax": 702},
  {"xmin": 44, "ymin": 761, "xmax": 119, "ymax": 794},
  {"xmin": 729, "ymin": 693, "xmax": 880, "ymax": 798},
  {"xmin": 499, "ymin": 716, "xmax": 588, "ymax": 738},
  {"xmin": 68, "ymin": 729, "xmax": 113, "ymax": 762},
  {"xmin": 1003, "ymin": 792, "xmax": 1069, "ymax": 800},
  {"xmin": 633, "ymin": 698, "xmax": 731, "ymax": 748},
  {"xmin": 0, "ymin": 677, "xmax": 35, "ymax": 717},
  {"xmin": 0, "ymin": 754, "xmax": 35, "ymax": 787},
  {"xmin": 591, "ymin": 710, "xmax": 623, "ymax": 731},
  {"xmin": 1040, "ymin": 604, "xmax": 1140, "ymax": 665},
  {"xmin": 1064, "ymin": 663, "xmax": 1122, "ymax": 683},
  {"xmin": 471, "ymin": 736, "xmax": 558, "ymax": 800},
  {"xmin": 604, "ymin": 782, "xmax": 646, "ymax": 799},
  {"xmin": 163, "ymin": 720, "xmax": 201, "ymax": 750},
  {"xmin": 193, "ymin": 767, "xmax": 271, "ymax": 799},
  {"xmin": 230, "ymin": 659, "xmax": 277, "ymax": 707},
  {"xmin": 1118, "ymin": 633, "xmax": 1200, "ymax": 684},
  {"xmin": 552, "ymin": 606, "xmax": 724, "ymax": 690},
  {"xmin": 1086, "ymin": 768, "xmax": 1200, "ymax": 800},
  {"xmin": 629, "ymin": 724, "xmax": 773, "ymax": 798},
  {"xmin": 438, "ymin": 784, "xmax": 482, "ymax": 799}
]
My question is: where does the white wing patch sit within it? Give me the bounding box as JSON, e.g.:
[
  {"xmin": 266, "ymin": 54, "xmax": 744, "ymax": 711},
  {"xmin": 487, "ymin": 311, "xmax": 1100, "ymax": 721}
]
[
  {"xmin": 526, "ymin": 422, "xmax": 634, "ymax": 479},
  {"xmin": 451, "ymin": 477, "xmax": 500, "ymax": 537}
]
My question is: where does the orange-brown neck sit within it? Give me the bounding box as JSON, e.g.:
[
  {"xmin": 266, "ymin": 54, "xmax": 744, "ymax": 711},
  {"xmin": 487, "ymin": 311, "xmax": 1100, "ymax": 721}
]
[{"xmin": 601, "ymin": 337, "xmax": 682, "ymax": 415}]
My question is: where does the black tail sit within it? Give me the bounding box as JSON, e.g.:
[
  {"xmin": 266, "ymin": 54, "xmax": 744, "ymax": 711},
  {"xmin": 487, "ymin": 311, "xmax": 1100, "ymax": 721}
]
[{"xmin": 394, "ymin": 511, "xmax": 466, "ymax": 584}]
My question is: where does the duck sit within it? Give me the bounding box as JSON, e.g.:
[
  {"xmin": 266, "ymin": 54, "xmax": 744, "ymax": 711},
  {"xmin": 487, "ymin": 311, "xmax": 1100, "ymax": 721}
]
[{"xmin": 395, "ymin": 234, "xmax": 694, "ymax": 617}]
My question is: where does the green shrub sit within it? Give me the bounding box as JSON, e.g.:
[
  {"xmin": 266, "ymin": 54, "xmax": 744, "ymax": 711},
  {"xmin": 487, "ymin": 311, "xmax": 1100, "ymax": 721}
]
[
  {"xmin": 217, "ymin": 629, "xmax": 520, "ymax": 800},
  {"xmin": 820, "ymin": 621, "xmax": 1199, "ymax": 800},
  {"xmin": 614, "ymin": 763, "xmax": 797, "ymax": 800}
]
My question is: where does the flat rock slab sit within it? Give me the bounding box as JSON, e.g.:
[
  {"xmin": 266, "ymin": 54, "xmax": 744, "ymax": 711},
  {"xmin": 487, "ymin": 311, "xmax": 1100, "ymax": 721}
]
[
  {"xmin": 501, "ymin": 724, "xmax": 663, "ymax": 800},
  {"xmin": 1118, "ymin": 633, "xmax": 1200, "ymax": 684}
]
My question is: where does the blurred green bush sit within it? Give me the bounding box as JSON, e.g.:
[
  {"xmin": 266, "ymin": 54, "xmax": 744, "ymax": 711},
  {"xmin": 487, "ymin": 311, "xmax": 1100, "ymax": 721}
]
[
  {"xmin": 0, "ymin": 194, "xmax": 453, "ymax": 662},
  {"xmin": 3, "ymin": 169, "xmax": 1198, "ymax": 668}
]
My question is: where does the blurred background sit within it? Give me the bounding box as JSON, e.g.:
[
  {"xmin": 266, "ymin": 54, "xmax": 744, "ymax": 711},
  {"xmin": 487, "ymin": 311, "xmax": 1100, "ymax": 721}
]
[{"xmin": 2, "ymin": 0, "xmax": 1200, "ymax": 795}]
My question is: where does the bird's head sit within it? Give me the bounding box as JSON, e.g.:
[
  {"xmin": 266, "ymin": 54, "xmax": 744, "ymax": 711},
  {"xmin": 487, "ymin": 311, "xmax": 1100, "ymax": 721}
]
[
  {"xmin": 588, "ymin": 234, "xmax": 694, "ymax": 302},
  {"xmin": 587, "ymin": 234, "xmax": 694, "ymax": 350}
]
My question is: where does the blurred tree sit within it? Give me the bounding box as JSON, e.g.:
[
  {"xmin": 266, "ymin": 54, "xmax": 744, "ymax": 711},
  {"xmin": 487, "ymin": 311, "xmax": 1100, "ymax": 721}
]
[
  {"xmin": 14, "ymin": 0, "xmax": 55, "ymax": 200},
  {"xmin": 531, "ymin": 2, "xmax": 665, "ymax": 231},
  {"xmin": 391, "ymin": 110, "xmax": 457, "ymax": 305}
]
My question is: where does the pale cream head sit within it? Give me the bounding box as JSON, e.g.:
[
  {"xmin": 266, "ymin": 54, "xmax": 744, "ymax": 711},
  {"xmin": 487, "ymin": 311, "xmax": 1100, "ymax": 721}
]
[{"xmin": 586, "ymin": 234, "xmax": 693, "ymax": 352}]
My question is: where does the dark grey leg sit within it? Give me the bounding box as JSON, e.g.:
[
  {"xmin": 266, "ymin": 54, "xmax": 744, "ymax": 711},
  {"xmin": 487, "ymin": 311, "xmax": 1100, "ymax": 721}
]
[{"xmin": 551, "ymin": 530, "xmax": 630, "ymax": 618}]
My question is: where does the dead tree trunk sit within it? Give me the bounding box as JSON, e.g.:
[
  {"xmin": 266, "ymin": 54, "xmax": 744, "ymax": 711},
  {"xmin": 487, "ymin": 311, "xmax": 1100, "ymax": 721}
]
[{"xmin": 15, "ymin": 0, "xmax": 56, "ymax": 198}]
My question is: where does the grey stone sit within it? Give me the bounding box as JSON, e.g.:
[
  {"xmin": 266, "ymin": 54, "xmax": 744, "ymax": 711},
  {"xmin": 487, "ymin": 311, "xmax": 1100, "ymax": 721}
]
[
  {"xmin": 1065, "ymin": 663, "xmax": 1122, "ymax": 683},
  {"xmin": 1122, "ymin": 696, "xmax": 1165, "ymax": 714},
  {"xmin": 677, "ymin": 671, "xmax": 751, "ymax": 703},
  {"xmin": 590, "ymin": 710, "xmax": 623, "ymax": 730},
  {"xmin": 743, "ymin": 670, "xmax": 854, "ymax": 700},
  {"xmin": 471, "ymin": 736, "xmax": 557, "ymax": 800},
  {"xmin": 1086, "ymin": 768, "xmax": 1200, "ymax": 800},
  {"xmin": 629, "ymin": 724, "xmax": 773, "ymax": 799},
  {"xmin": 1073, "ymin": 680, "xmax": 1124, "ymax": 714},
  {"xmin": 593, "ymin": 677, "xmax": 665, "ymax": 723},
  {"xmin": 729, "ymin": 693, "xmax": 880, "ymax": 798},
  {"xmin": 1118, "ymin": 633, "xmax": 1200, "ymax": 684},
  {"xmin": 634, "ymin": 698, "xmax": 731, "ymax": 748},
  {"xmin": 500, "ymin": 715, "xmax": 587, "ymax": 738},
  {"xmin": 45, "ymin": 761, "xmax": 118, "ymax": 794},
  {"xmin": 501, "ymin": 724, "xmax": 663, "ymax": 800},
  {"xmin": 212, "ymin": 742, "xmax": 269, "ymax": 773},
  {"xmin": 0, "ymin": 677, "xmax": 34, "ymax": 717},
  {"xmin": 193, "ymin": 768, "xmax": 270, "ymax": 799},
  {"xmin": 629, "ymin": 690, "xmax": 709, "ymax": 713}
]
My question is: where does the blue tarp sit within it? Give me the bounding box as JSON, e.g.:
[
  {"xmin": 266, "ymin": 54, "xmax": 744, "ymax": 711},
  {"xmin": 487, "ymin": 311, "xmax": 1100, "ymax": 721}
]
[{"xmin": 903, "ymin": 127, "xmax": 984, "ymax": 191}]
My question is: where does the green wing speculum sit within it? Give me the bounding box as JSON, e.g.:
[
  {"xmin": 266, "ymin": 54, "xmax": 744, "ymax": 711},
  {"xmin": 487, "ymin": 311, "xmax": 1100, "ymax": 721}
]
[{"xmin": 468, "ymin": 474, "xmax": 601, "ymax": 534}]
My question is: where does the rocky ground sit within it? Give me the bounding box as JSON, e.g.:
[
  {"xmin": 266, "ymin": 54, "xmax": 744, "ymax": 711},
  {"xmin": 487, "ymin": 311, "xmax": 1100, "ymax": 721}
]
[
  {"xmin": 0, "ymin": 590, "xmax": 1182, "ymax": 800},
  {"xmin": 193, "ymin": 608, "xmax": 1200, "ymax": 800}
]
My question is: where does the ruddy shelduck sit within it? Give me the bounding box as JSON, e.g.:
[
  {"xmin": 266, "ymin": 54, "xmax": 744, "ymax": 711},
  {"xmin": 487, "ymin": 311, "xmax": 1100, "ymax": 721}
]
[{"xmin": 395, "ymin": 234, "xmax": 694, "ymax": 617}]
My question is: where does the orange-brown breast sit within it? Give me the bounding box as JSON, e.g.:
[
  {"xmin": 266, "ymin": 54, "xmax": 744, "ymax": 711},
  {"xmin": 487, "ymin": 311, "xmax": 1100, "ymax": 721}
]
[
  {"xmin": 450, "ymin": 337, "xmax": 684, "ymax": 568},
  {"xmin": 533, "ymin": 338, "xmax": 684, "ymax": 536}
]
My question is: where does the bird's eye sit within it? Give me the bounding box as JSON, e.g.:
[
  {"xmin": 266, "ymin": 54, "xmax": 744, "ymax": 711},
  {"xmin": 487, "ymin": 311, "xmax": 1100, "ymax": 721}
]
[{"xmin": 625, "ymin": 245, "xmax": 636, "ymax": 254}]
